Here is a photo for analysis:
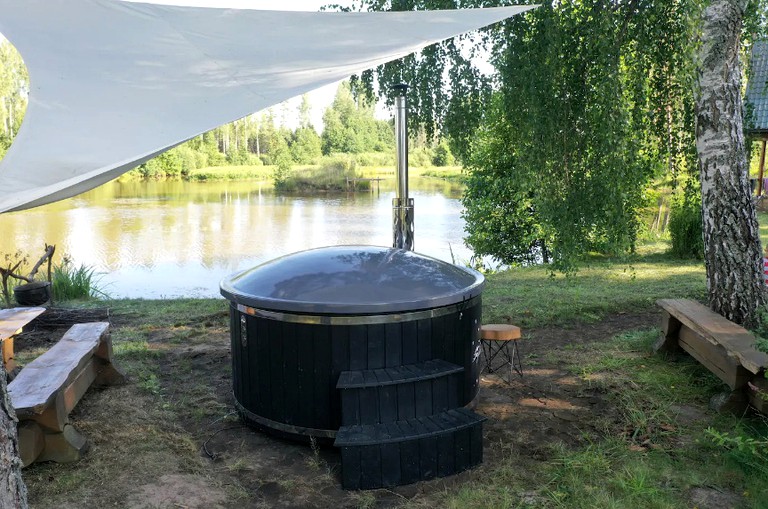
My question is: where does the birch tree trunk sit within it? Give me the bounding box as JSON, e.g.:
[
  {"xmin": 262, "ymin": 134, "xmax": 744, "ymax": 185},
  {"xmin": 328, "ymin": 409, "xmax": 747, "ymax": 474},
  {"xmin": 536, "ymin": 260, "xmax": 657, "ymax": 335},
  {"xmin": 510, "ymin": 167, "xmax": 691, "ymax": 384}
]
[
  {"xmin": 695, "ymin": 0, "xmax": 766, "ymax": 327},
  {"xmin": 0, "ymin": 362, "xmax": 28, "ymax": 509}
]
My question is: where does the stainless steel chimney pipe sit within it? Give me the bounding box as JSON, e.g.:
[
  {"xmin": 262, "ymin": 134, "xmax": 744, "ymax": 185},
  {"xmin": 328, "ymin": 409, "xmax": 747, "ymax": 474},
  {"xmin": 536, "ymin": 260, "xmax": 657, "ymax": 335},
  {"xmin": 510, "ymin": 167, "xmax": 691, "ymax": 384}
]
[{"xmin": 392, "ymin": 83, "xmax": 414, "ymax": 250}]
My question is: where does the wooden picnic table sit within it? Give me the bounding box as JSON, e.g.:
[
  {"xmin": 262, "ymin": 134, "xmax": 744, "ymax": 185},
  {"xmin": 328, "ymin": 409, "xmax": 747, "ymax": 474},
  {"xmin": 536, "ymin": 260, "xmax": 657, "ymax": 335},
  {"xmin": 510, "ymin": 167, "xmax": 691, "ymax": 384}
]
[{"xmin": 0, "ymin": 307, "xmax": 46, "ymax": 373}]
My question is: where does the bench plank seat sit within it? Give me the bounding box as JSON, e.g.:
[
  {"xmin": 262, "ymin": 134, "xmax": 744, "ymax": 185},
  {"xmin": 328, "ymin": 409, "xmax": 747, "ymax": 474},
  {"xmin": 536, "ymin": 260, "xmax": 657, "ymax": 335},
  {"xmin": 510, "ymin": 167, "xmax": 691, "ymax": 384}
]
[
  {"xmin": 0, "ymin": 307, "xmax": 45, "ymax": 373},
  {"xmin": 656, "ymin": 299, "xmax": 768, "ymax": 413},
  {"xmin": 10, "ymin": 323, "xmax": 108, "ymax": 415},
  {"xmin": 0, "ymin": 307, "xmax": 46, "ymax": 341},
  {"xmin": 8, "ymin": 321, "xmax": 124, "ymax": 466},
  {"xmin": 657, "ymin": 299, "xmax": 768, "ymax": 375}
]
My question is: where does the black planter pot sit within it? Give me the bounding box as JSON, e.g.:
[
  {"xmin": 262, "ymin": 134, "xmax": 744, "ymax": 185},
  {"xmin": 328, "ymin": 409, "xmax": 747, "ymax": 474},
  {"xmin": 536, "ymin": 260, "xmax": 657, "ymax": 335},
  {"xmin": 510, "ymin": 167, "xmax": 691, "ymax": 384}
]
[{"xmin": 14, "ymin": 281, "xmax": 51, "ymax": 306}]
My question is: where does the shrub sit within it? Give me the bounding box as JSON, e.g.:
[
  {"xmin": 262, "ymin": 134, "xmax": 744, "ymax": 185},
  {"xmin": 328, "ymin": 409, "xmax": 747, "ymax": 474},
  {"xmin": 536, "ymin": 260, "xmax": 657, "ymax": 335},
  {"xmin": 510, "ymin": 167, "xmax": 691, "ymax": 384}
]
[
  {"xmin": 52, "ymin": 258, "xmax": 106, "ymax": 301},
  {"xmin": 276, "ymin": 155, "xmax": 363, "ymax": 192},
  {"xmin": 272, "ymin": 146, "xmax": 294, "ymax": 191},
  {"xmin": 432, "ymin": 139, "xmax": 455, "ymax": 167},
  {"xmin": 409, "ymin": 146, "xmax": 434, "ymax": 168},
  {"xmin": 706, "ymin": 425, "xmax": 768, "ymax": 476},
  {"xmin": 320, "ymin": 154, "xmax": 356, "ymax": 175},
  {"xmin": 355, "ymin": 152, "xmax": 395, "ymax": 167},
  {"xmin": 668, "ymin": 195, "xmax": 703, "ymax": 259},
  {"xmin": 174, "ymin": 145, "xmax": 199, "ymax": 177}
]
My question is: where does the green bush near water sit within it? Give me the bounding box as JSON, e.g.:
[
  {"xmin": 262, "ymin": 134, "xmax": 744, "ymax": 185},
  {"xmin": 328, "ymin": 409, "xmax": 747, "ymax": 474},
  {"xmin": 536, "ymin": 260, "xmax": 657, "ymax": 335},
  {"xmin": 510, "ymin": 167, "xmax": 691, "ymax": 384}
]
[
  {"xmin": 668, "ymin": 195, "xmax": 704, "ymax": 259},
  {"xmin": 186, "ymin": 164, "xmax": 271, "ymax": 181},
  {"xmin": 276, "ymin": 155, "xmax": 369, "ymax": 192},
  {"xmin": 51, "ymin": 259, "xmax": 106, "ymax": 301}
]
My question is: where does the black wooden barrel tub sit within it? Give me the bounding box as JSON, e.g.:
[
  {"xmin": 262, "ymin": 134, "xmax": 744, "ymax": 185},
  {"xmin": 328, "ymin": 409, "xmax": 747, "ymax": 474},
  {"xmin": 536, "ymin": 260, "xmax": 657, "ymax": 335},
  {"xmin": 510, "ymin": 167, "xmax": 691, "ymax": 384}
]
[{"xmin": 220, "ymin": 245, "xmax": 488, "ymax": 489}]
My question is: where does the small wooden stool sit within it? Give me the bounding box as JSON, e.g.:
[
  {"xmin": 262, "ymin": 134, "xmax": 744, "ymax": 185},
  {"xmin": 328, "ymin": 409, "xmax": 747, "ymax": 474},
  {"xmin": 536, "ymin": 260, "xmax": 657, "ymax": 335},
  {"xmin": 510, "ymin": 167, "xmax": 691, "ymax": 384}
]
[{"xmin": 481, "ymin": 324, "xmax": 523, "ymax": 382}]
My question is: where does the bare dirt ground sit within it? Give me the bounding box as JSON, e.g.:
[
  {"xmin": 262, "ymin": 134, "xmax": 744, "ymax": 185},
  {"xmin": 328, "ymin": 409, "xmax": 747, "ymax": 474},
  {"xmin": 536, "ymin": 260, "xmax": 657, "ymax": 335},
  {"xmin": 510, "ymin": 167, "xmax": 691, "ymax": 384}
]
[{"xmin": 18, "ymin": 309, "xmax": 707, "ymax": 509}]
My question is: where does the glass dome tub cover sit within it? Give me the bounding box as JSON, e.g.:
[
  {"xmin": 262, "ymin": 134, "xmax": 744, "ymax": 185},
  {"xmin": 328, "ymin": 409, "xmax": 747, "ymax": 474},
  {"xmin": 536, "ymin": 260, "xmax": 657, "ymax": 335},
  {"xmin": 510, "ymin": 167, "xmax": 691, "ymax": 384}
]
[{"xmin": 220, "ymin": 245, "xmax": 485, "ymax": 315}]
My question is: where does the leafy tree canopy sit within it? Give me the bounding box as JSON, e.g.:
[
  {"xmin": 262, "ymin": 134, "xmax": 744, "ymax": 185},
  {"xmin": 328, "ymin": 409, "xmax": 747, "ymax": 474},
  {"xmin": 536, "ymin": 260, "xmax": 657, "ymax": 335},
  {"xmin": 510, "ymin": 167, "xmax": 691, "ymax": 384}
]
[
  {"xmin": 321, "ymin": 81, "xmax": 395, "ymax": 155},
  {"xmin": 0, "ymin": 41, "xmax": 28, "ymax": 158},
  {"xmin": 353, "ymin": 0, "xmax": 712, "ymax": 270}
]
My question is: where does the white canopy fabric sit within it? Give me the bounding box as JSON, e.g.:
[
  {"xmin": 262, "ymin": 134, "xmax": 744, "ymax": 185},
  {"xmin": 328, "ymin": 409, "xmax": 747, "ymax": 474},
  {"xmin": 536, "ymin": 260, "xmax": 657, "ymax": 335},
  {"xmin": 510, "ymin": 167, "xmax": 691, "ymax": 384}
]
[{"xmin": 0, "ymin": 0, "xmax": 532, "ymax": 213}]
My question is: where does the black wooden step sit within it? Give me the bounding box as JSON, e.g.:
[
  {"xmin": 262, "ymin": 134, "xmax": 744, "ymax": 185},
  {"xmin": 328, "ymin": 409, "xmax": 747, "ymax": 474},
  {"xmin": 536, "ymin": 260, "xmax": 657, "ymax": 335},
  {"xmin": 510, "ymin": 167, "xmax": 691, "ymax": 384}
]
[
  {"xmin": 335, "ymin": 408, "xmax": 486, "ymax": 490},
  {"xmin": 337, "ymin": 359, "xmax": 463, "ymax": 388},
  {"xmin": 336, "ymin": 360, "xmax": 464, "ymax": 425}
]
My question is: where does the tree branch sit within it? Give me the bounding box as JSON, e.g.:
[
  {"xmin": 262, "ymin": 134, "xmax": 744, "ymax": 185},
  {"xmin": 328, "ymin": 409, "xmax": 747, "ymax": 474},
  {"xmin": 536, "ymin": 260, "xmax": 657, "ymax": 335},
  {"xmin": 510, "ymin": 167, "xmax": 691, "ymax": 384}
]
[{"xmin": 27, "ymin": 244, "xmax": 55, "ymax": 281}]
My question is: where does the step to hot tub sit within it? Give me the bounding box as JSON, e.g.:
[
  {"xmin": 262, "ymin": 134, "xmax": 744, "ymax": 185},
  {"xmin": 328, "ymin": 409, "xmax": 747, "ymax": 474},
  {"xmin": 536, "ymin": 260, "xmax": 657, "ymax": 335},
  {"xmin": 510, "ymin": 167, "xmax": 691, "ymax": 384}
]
[
  {"xmin": 337, "ymin": 359, "xmax": 464, "ymax": 426},
  {"xmin": 334, "ymin": 408, "xmax": 486, "ymax": 490}
]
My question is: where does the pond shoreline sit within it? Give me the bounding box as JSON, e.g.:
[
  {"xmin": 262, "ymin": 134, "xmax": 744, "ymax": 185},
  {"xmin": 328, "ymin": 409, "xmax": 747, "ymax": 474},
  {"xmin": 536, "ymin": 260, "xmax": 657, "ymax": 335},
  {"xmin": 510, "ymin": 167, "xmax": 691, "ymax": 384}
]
[{"xmin": 0, "ymin": 177, "xmax": 472, "ymax": 299}]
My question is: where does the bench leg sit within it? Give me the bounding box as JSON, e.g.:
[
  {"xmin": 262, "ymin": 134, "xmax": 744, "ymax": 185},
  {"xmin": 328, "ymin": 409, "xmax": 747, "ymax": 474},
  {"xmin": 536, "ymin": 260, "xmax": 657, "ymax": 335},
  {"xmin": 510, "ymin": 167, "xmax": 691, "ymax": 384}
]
[
  {"xmin": 654, "ymin": 310, "xmax": 682, "ymax": 353},
  {"xmin": 18, "ymin": 421, "xmax": 89, "ymax": 467},
  {"xmin": 18, "ymin": 392, "xmax": 90, "ymax": 467},
  {"xmin": 37, "ymin": 424, "xmax": 89, "ymax": 464},
  {"xmin": 709, "ymin": 390, "xmax": 750, "ymax": 414},
  {"xmin": 17, "ymin": 421, "xmax": 45, "ymax": 467},
  {"xmin": 94, "ymin": 359, "xmax": 126, "ymax": 386},
  {"xmin": 2, "ymin": 335, "xmax": 16, "ymax": 375},
  {"xmin": 35, "ymin": 392, "xmax": 69, "ymax": 434},
  {"xmin": 94, "ymin": 335, "xmax": 126, "ymax": 386}
]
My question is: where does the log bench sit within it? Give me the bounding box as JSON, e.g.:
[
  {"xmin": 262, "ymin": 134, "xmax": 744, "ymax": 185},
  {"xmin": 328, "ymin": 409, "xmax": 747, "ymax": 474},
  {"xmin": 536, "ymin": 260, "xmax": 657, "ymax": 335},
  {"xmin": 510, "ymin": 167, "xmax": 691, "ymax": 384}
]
[
  {"xmin": 8, "ymin": 322, "xmax": 125, "ymax": 467},
  {"xmin": 655, "ymin": 299, "xmax": 768, "ymax": 414},
  {"xmin": 0, "ymin": 307, "xmax": 46, "ymax": 375}
]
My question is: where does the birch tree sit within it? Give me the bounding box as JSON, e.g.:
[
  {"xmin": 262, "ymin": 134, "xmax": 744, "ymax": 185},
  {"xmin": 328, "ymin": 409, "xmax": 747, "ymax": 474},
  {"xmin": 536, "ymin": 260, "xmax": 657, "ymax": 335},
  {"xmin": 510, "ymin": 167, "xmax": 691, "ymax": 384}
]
[
  {"xmin": 0, "ymin": 363, "xmax": 27, "ymax": 509},
  {"xmin": 695, "ymin": 0, "xmax": 766, "ymax": 327}
]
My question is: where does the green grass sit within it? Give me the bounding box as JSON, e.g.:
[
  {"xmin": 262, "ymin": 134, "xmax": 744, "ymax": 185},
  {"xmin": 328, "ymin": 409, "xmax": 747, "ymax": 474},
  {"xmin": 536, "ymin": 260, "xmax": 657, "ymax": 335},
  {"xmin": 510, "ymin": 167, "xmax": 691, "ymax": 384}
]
[
  {"xmin": 51, "ymin": 260, "xmax": 107, "ymax": 301},
  {"xmin": 483, "ymin": 255, "xmax": 706, "ymax": 327},
  {"xmin": 419, "ymin": 167, "xmax": 467, "ymax": 183},
  {"xmin": 108, "ymin": 297, "xmax": 227, "ymax": 327},
  {"xmin": 433, "ymin": 328, "xmax": 768, "ymax": 509}
]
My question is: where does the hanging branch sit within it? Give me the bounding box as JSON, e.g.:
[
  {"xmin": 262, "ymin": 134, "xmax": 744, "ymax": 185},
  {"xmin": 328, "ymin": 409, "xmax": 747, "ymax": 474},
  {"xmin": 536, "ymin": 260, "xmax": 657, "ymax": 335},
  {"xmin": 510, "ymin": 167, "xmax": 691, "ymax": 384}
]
[
  {"xmin": 46, "ymin": 244, "xmax": 54, "ymax": 283},
  {"xmin": 27, "ymin": 244, "xmax": 55, "ymax": 281}
]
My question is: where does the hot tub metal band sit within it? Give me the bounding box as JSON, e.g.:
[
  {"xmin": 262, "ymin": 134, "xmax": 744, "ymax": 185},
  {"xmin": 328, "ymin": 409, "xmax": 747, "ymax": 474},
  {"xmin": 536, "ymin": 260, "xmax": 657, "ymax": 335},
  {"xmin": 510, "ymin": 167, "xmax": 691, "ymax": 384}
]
[{"xmin": 234, "ymin": 295, "xmax": 482, "ymax": 326}]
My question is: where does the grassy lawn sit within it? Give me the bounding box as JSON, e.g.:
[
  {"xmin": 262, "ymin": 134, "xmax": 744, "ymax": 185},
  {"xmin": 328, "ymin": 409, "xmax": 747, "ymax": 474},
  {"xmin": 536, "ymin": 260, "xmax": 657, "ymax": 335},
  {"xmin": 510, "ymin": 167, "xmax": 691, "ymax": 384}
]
[
  {"xmin": 17, "ymin": 240, "xmax": 768, "ymax": 508},
  {"xmin": 483, "ymin": 255, "xmax": 707, "ymax": 327},
  {"xmin": 433, "ymin": 326, "xmax": 768, "ymax": 509}
]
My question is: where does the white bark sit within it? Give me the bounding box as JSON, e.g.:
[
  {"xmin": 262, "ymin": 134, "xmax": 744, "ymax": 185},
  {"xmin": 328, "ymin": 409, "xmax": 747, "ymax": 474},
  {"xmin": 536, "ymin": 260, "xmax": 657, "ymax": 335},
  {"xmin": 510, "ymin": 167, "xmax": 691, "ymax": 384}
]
[
  {"xmin": 695, "ymin": 0, "xmax": 766, "ymax": 327},
  {"xmin": 0, "ymin": 363, "xmax": 28, "ymax": 509}
]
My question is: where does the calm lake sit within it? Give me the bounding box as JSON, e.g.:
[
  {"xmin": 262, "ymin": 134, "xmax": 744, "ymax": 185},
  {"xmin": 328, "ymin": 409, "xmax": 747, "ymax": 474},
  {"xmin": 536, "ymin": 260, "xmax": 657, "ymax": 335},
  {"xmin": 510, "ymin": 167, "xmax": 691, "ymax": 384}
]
[{"xmin": 0, "ymin": 177, "xmax": 476, "ymax": 299}]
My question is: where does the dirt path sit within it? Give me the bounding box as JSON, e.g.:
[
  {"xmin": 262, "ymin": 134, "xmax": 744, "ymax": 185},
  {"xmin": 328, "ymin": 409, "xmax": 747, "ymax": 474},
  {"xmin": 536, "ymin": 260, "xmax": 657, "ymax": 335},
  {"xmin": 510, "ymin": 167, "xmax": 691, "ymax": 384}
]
[
  {"xmin": 19, "ymin": 310, "xmax": 660, "ymax": 508},
  {"xmin": 144, "ymin": 312, "xmax": 657, "ymax": 508}
]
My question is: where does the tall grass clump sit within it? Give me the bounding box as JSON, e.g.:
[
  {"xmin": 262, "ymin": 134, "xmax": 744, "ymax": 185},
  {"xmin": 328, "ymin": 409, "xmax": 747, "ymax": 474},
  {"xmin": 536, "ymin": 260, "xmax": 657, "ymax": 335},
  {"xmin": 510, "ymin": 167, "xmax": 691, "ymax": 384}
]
[
  {"xmin": 668, "ymin": 194, "xmax": 703, "ymax": 259},
  {"xmin": 278, "ymin": 155, "xmax": 367, "ymax": 192},
  {"xmin": 52, "ymin": 258, "xmax": 106, "ymax": 301}
]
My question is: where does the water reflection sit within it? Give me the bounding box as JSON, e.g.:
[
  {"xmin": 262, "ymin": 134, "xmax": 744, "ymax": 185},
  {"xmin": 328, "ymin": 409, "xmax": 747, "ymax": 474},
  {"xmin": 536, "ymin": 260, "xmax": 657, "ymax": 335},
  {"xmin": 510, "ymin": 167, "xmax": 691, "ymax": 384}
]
[{"xmin": 0, "ymin": 178, "xmax": 474, "ymax": 298}]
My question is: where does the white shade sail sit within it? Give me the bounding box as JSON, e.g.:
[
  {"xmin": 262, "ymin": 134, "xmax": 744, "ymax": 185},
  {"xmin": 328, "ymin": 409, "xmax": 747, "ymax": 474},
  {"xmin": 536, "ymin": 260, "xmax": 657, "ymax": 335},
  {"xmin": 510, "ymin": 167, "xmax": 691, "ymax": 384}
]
[{"xmin": 0, "ymin": 0, "xmax": 533, "ymax": 213}]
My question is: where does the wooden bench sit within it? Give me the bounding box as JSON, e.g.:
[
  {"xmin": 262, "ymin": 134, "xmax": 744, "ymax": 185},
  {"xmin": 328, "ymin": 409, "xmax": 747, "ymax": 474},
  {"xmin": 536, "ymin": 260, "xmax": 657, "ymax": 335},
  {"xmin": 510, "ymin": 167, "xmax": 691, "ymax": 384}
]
[
  {"xmin": 655, "ymin": 299, "xmax": 768, "ymax": 414},
  {"xmin": 8, "ymin": 322, "xmax": 125, "ymax": 467},
  {"xmin": 0, "ymin": 307, "xmax": 46, "ymax": 375}
]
